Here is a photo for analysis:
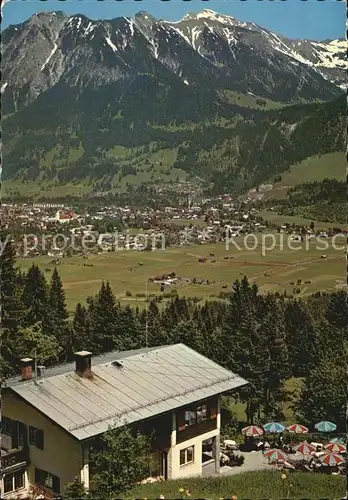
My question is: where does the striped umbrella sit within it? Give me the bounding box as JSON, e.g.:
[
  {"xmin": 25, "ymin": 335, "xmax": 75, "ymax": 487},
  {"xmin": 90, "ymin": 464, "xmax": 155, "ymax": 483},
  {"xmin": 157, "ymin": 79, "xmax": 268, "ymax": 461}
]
[
  {"xmin": 319, "ymin": 452, "xmax": 345, "ymax": 466},
  {"xmin": 325, "ymin": 443, "xmax": 346, "ymax": 453},
  {"xmin": 314, "ymin": 421, "xmax": 337, "ymax": 433},
  {"xmin": 264, "ymin": 449, "xmax": 288, "ymax": 462},
  {"xmin": 294, "ymin": 442, "xmax": 315, "ymax": 455},
  {"xmin": 263, "ymin": 422, "xmax": 285, "ymax": 434},
  {"xmin": 241, "ymin": 425, "xmax": 264, "ymax": 437},
  {"xmin": 287, "ymin": 424, "xmax": 308, "ymax": 434}
]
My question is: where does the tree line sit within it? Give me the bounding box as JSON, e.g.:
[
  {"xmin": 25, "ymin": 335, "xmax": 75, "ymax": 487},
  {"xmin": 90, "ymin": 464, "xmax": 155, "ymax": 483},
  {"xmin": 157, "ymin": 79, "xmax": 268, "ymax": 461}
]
[{"xmin": 1, "ymin": 233, "xmax": 346, "ymax": 431}]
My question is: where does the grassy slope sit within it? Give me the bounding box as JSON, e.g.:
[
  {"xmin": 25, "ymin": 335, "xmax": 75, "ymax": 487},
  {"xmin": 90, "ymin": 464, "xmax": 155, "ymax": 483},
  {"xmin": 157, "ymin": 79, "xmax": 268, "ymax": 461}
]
[
  {"xmin": 261, "ymin": 152, "xmax": 346, "ymax": 201},
  {"xmin": 218, "ymin": 90, "xmax": 288, "ymax": 110},
  {"xmin": 127, "ymin": 471, "xmax": 345, "ymax": 499},
  {"xmin": 258, "ymin": 210, "xmax": 346, "ymax": 229},
  {"xmin": 17, "ymin": 236, "xmax": 345, "ymax": 313}
]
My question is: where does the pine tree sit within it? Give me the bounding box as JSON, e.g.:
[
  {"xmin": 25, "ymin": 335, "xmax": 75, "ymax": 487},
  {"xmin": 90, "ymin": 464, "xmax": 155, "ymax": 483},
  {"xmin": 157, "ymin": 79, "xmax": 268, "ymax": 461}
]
[
  {"xmin": 260, "ymin": 295, "xmax": 289, "ymax": 420},
  {"xmin": 222, "ymin": 277, "xmax": 266, "ymax": 424},
  {"xmin": 142, "ymin": 300, "xmax": 166, "ymax": 347},
  {"xmin": 49, "ymin": 267, "xmax": 69, "ymax": 323},
  {"xmin": 42, "ymin": 267, "xmax": 69, "ymax": 338},
  {"xmin": 60, "ymin": 302, "xmax": 93, "ymax": 363},
  {"xmin": 326, "ymin": 291, "xmax": 348, "ymax": 334},
  {"xmin": 0, "ymin": 232, "xmax": 25, "ymax": 375},
  {"xmin": 88, "ymin": 281, "xmax": 118, "ymax": 353},
  {"xmin": 22, "ymin": 264, "xmax": 49, "ymax": 327},
  {"xmin": 73, "ymin": 303, "xmax": 89, "ymax": 346},
  {"xmin": 0, "ymin": 232, "xmax": 24, "ymax": 333},
  {"xmin": 284, "ymin": 300, "xmax": 316, "ymax": 376},
  {"xmin": 295, "ymin": 356, "xmax": 346, "ymax": 431},
  {"xmin": 117, "ymin": 305, "xmax": 142, "ymax": 350}
]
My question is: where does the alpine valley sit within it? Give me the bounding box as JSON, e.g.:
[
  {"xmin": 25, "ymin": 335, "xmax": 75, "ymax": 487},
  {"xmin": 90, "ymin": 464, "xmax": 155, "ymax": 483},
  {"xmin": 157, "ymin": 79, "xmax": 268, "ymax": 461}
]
[{"xmin": 2, "ymin": 9, "xmax": 346, "ymax": 196}]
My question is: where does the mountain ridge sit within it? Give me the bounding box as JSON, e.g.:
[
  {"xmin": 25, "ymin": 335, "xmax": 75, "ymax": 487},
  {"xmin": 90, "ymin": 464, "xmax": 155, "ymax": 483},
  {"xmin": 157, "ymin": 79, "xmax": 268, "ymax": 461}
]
[{"xmin": 2, "ymin": 10, "xmax": 345, "ymax": 194}]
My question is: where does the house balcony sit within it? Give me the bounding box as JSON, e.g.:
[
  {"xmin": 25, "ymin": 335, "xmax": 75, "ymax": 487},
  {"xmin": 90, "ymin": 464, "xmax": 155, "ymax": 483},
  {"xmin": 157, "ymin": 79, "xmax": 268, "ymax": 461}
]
[{"xmin": 1, "ymin": 447, "xmax": 29, "ymax": 471}]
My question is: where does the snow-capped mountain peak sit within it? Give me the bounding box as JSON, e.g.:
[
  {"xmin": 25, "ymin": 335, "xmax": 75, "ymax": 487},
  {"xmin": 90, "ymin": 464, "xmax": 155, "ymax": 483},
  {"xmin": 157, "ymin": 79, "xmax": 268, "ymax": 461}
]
[
  {"xmin": 179, "ymin": 8, "xmax": 237, "ymax": 25},
  {"xmin": 1, "ymin": 8, "xmax": 345, "ymax": 111}
]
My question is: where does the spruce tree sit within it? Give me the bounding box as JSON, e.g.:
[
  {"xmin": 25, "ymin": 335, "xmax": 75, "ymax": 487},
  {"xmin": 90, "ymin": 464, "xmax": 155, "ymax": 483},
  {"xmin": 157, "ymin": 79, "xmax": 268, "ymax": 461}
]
[
  {"xmin": 284, "ymin": 300, "xmax": 316, "ymax": 376},
  {"xmin": 260, "ymin": 295, "xmax": 289, "ymax": 421},
  {"xmin": 49, "ymin": 267, "xmax": 69, "ymax": 322},
  {"xmin": 22, "ymin": 264, "xmax": 49, "ymax": 327},
  {"xmin": 142, "ymin": 300, "xmax": 166, "ymax": 347},
  {"xmin": 118, "ymin": 305, "xmax": 142, "ymax": 350},
  {"xmin": 88, "ymin": 281, "xmax": 118, "ymax": 353},
  {"xmin": 222, "ymin": 277, "xmax": 266, "ymax": 424},
  {"xmin": 59, "ymin": 302, "xmax": 91, "ymax": 362},
  {"xmin": 0, "ymin": 233, "xmax": 25, "ymax": 375},
  {"xmin": 0, "ymin": 232, "xmax": 23, "ymax": 333},
  {"xmin": 295, "ymin": 356, "xmax": 346, "ymax": 431}
]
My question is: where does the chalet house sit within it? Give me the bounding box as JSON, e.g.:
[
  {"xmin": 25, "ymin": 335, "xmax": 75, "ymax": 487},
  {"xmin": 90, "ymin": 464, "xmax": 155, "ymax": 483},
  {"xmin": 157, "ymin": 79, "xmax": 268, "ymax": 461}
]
[{"xmin": 1, "ymin": 344, "xmax": 248, "ymax": 498}]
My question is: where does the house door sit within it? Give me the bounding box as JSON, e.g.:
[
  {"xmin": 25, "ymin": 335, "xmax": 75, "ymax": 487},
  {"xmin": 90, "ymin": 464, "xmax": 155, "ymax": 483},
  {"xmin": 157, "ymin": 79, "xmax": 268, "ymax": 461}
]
[{"xmin": 161, "ymin": 452, "xmax": 168, "ymax": 480}]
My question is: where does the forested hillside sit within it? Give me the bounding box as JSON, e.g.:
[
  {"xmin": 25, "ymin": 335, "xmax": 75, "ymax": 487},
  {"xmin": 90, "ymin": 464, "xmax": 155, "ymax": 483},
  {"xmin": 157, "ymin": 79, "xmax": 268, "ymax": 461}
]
[
  {"xmin": 1, "ymin": 235, "xmax": 346, "ymax": 429},
  {"xmin": 3, "ymin": 92, "xmax": 345, "ymax": 194}
]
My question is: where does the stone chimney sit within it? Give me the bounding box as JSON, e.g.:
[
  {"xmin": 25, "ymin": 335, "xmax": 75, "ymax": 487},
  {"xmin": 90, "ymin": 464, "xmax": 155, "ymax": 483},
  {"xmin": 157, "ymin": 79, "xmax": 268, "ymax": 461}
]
[
  {"xmin": 20, "ymin": 358, "xmax": 33, "ymax": 381},
  {"xmin": 75, "ymin": 351, "xmax": 92, "ymax": 377}
]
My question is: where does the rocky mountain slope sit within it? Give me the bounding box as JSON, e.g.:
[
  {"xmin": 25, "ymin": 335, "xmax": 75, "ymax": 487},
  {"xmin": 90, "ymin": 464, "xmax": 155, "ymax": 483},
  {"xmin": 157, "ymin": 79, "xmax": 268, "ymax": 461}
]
[
  {"xmin": 2, "ymin": 9, "xmax": 345, "ymax": 192},
  {"xmin": 2, "ymin": 9, "xmax": 345, "ymax": 108}
]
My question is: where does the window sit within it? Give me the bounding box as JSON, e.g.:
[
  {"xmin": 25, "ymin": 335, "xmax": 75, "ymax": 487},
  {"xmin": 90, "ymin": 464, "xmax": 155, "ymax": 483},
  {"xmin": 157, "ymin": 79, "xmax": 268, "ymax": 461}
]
[
  {"xmin": 35, "ymin": 468, "xmax": 60, "ymax": 494},
  {"xmin": 179, "ymin": 446, "xmax": 194, "ymax": 466},
  {"xmin": 2, "ymin": 418, "xmax": 28, "ymax": 448},
  {"xmin": 196, "ymin": 405, "xmax": 208, "ymax": 423},
  {"xmin": 29, "ymin": 426, "xmax": 44, "ymax": 449},
  {"xmin": 3, "ymin": 470, "xmax": 25, "ymax": 493},
  {"xmin": 181, "ymin": 404, "xmax": 209, "ymax": 428},
  {"xmin": 14, "ymin": 470, "xmax": 24, "ymax": 490},
  {"xmin": 2, "ymin": 416, "xmax": 13, "ymax": 436}
]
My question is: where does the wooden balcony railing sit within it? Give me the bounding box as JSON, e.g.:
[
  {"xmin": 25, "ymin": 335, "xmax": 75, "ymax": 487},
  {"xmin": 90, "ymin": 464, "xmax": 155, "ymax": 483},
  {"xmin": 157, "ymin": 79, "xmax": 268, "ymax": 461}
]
[{"xmin": 2, "ymin": 447, "xmax": 29, "ymax": 470}]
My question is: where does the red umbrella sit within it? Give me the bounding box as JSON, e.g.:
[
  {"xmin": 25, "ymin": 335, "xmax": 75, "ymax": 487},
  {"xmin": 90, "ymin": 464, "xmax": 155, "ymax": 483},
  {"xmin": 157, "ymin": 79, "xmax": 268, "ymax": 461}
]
[
  {"xmin": 241, "ymin": 425, "xmax": 264, "ymax": 437},
  {"xmin": 287, "ymin": 424, "xmax": 308, "ymax": 434},
  {"xmin": 264, "ymin": 448, "xmax": 288, "ymax": 462},
  {"xmin": 325, "ymin": 443, "xmax": 346, "ymax": 453},
  {"xmin": 294, "ymin": 442, "xmax": 315, "ymax": 455},
  {"xmin": 319, "ymin": 452, "xmax": 345, "ymax": 466}
]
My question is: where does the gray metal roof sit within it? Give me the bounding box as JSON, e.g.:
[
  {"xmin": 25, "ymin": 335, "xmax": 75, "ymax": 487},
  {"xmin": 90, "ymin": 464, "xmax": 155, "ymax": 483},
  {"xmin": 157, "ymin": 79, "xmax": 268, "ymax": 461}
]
[{"xmin": 8, "ymin": 344, "xmax": 248, "ymax": 441}]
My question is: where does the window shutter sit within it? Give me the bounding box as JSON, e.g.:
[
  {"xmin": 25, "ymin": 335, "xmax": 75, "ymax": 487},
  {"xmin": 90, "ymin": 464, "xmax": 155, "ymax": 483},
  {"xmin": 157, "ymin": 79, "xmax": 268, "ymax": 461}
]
[
  {"xmin": 37, "ymin": 429, "xmax": 44, "ymax": 450},
  {"xmin": 52, "ymin": 475, "xmax": 60, "ymax": 494}
]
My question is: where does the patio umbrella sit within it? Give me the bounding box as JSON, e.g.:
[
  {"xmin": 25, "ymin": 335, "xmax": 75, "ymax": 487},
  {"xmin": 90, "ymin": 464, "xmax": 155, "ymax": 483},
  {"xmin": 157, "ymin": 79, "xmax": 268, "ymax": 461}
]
[
  {"xmin": 287, "ymin": 424, "xmax": 308, "ymax": 434},
  {"xmin": 241, "ymin": 425, "xmax": 264, "ymax": 437},
  {"xmin": 294, "ymin": 442, "xmax": 315, "ymax": 455},
  {"xmin": 325, "ymin": 443, "xmax": 346, "ymax": 453},
  {"xmin": 264, "ymin": 448, "xmax": 288, "ymax": 462},
  {"xmin": 329, "ymin": 437, "xmax": 346, "ymax": 444},
  {"xmin": 314, "ymin": 421, "xmax": 337, "ymax": 433},
  {"xmin": 263, "ymin": 422, "xmax": 285, "ymax": 434},
  {"xmin": 319, "ymin": 452, "xmax": 345, "ymax": 466}
]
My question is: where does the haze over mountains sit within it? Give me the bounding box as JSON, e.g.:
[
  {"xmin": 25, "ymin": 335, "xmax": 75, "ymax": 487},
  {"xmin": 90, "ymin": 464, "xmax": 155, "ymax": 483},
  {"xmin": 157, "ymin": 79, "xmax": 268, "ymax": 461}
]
[{"xmin": 2, "ymin": 9, "xmax": 345, "ymax": 193}]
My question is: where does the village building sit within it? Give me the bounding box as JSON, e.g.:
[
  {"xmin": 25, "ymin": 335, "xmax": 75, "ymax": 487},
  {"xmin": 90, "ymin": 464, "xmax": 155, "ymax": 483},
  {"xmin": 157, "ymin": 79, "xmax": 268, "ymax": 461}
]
[{"xmin": 1, "ymin": 344, "xmax": 247, "ymax": 498}]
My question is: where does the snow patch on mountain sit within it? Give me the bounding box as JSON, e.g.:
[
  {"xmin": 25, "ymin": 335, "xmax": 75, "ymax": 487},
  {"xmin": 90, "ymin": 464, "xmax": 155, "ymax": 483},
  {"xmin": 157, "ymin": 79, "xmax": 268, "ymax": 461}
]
[
  {"xmin": 41, "ymin": 37, "xmax": 58, "ymax": 72},
  {"xmin": 105, "ymin": 36, "xmax": 118, "ymax": 54}
]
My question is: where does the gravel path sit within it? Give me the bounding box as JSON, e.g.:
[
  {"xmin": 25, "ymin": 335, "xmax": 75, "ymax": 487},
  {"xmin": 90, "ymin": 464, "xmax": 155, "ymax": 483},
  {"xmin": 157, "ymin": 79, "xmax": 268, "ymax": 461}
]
[{"xmin": 202, "ymin": 451, "xmax": 276, "ymax": 477}]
